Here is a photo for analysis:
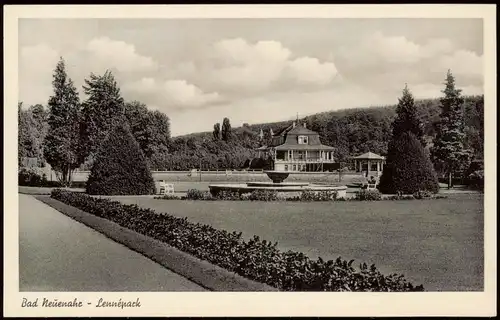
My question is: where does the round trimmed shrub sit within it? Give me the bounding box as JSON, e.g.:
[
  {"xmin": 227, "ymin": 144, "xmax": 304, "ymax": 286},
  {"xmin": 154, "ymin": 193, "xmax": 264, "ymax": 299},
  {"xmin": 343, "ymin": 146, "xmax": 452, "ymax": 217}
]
[
  {"xmin": 354, "ymin": 189, "xmax": 382, "ymax": 201},
  {"xmin": 378, "ymin": 132, "xmax": 439, "ymax": 194},
  {"xmin": 86, "ymin": 122, "xmax": 155, "ymax": 195}
]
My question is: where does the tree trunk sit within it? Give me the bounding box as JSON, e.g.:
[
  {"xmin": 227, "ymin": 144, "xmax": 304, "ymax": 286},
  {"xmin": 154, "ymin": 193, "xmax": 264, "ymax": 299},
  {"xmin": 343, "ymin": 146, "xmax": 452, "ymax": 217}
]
[
  {"xmin": 448, "ymin": 170, "xmax": 452, "ymax": 190},
  {"xmin": 68, "ymin": 167, "xmax": 74, "ymax": 188}
]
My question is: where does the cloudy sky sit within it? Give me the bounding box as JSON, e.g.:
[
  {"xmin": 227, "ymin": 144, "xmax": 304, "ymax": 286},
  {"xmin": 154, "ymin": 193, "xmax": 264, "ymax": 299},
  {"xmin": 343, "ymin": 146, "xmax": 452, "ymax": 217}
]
[{"xmin": 19, "ymin": 18, "xmax": 483, "ymax": 136}]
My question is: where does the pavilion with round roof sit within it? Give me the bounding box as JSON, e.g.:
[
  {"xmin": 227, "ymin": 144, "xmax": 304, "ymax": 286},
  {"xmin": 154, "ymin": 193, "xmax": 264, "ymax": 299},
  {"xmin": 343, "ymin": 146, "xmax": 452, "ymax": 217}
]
[{"xmin": 352, "ymin": 151, "xmax": 386, "ymax": 177}]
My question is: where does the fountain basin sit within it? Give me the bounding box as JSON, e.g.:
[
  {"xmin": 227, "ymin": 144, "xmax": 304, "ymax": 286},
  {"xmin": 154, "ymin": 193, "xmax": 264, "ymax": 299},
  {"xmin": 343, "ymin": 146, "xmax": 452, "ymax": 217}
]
[
  {"xmin": 246, "ymin": 181, "xmax": 309, "ymax": 187},
  {"xmin": 263, "ymin": 170, "xmax": 290, "ymax": 183}
]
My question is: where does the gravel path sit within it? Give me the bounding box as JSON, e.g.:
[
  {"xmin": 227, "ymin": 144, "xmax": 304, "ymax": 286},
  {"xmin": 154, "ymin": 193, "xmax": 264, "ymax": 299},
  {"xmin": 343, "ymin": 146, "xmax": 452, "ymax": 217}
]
[{"xmin": 19, "ymin": 194, "xmax": 206, "ymax": 291}]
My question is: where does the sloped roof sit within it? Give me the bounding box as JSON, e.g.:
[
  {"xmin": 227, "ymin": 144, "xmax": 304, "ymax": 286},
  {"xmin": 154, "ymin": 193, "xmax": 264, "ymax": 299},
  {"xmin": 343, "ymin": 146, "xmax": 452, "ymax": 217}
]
[
  {"xmin": 274, "ymin": 144, "xmax": 335, "ymax": 151},
  {"xmin": 286, "ymin": 125, "xmax": 319, "ymax": 135},
  {"xmin": 255, "ymin": 145, "xmax": 268, "ymax": 151},
  {"xmin": 352, "ymin": 152, "xmax": 385, "ymax": 160}
]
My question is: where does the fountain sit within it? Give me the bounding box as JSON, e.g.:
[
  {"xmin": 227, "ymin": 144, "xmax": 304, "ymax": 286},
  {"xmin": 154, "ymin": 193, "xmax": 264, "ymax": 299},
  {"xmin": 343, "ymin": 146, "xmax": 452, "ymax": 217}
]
[{"xmin": 208, "ymin": 170, "xmax": 348, "ymax": 199}]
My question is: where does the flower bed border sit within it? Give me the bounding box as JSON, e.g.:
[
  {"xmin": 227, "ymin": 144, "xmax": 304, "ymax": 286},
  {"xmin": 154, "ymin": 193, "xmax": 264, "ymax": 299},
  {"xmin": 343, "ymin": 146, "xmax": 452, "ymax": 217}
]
[
  {"xmin": 47, "ymin": 190, "xmax": 424, "ymax": 292},
  {"xmin": 34, "ymin": 195, "xmax": 278, "ymax": 292},
  {"xmin": 154, "ymin": 189, "xmax": 447, "ymax": 202}
]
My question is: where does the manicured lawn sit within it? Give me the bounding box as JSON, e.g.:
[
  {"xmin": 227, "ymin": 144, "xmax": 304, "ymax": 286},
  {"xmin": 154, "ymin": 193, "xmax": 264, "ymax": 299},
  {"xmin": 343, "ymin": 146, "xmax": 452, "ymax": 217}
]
[{"xmin": 109, "ymin": 193, "xmax": 484, "ymax": 291}]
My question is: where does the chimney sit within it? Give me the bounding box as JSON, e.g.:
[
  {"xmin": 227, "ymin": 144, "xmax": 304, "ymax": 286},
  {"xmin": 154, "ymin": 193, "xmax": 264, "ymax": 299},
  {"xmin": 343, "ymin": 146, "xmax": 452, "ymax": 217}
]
[
  {"xmin": 303, "ymin": 123, "xmax": 307, "ymax": 128},
  {"xmin": 292, "ymin": 121, "xmax": 296, "ymax": 128}
]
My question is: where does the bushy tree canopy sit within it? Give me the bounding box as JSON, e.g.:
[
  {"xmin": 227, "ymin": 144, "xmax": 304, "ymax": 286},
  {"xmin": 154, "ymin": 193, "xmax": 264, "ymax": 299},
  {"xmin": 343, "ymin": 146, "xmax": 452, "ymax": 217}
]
[
  {"xmin": 79, "ymin": 70, "xmax": 125, "ymax": 164},
  {"xmin": 19, "ymin": 103, "xmax": 49, "ymax": 166},
  {"xmin": 86, "ymin": 122, "xmax": 155, "ymax": 195},
  {"xmin": 124, "ymin": 101, "xmax": 170, "ymax": 159},
  {"xmin": 378, "ymin": 132, "xmax": 439, "ymax": 194}
]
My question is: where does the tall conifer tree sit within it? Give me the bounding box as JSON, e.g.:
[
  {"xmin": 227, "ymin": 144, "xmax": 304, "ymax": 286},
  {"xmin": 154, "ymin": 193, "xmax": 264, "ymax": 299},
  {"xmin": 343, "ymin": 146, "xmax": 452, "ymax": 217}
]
[
  {"xmin": 43, "ymin": 57, "xmax": 82, "ymax": 185},
  {"xmin": 431, "ymin": 70, "xmax": 472, "ymax": 188}
]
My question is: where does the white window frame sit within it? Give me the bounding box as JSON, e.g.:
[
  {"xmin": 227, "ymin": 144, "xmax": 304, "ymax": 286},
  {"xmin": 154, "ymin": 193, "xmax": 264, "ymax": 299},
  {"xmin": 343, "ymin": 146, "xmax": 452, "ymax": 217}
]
[{"xmin": 298, "ymin": 135, "xmax": 308, "ymax": 144}]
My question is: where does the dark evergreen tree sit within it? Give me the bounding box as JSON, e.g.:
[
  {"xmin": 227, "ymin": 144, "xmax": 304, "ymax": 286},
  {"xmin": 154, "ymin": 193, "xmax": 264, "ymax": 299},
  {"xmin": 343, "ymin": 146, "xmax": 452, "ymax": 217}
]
[
  {"xmin": 431, "ymin": 70, "xmax": 473, "ymax": 188},
  {"xmin": 392, "ymin": 84, "xmax": 426, "ymax": 146},
  {"xmin": 378, "ymin": 132, "xmax": 439, "ymax": 194},
  {"xmin": 213, "ymin": 122, "xmax": 221, "ymax": 140},
  {"xmin": 79, "ymin": 70, "xmax": 125, "ymax": 164},
  {"xmin": 86, "ymin": 122, "xmax": 155, "ymax": 195},
  {"xmin": 221, "ymin": 117, "xmax": 231, "ymax": 141},
  {"xmin": 43, "ymin": 57, "xmax": 82, "ymax": 186}
]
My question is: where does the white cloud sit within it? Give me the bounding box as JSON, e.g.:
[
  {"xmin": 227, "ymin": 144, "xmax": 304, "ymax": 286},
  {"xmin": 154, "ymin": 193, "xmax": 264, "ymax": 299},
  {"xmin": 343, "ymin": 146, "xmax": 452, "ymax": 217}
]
[
  {"xmin": 286, "ymin": 57, "xmax": 338, "ymax": 85},
  {"xmin": 163, "ymin": 80, "xmax": 221, "ymax": 107},
  {"xmin": 123, "ymin": 78, "xmax": 222, "ymax": 110},
  {"xmin": 177, "ymin": 38, "xmax": 340, "ymax": 95},
  {"xmin": 86, "ymin": 37, "xmax": 157, "ymax": 72},
  {"xmin": 368, "ymin": 31, "xmax": 422, "ymax": 64},
  {"xmin": 437, "ymin": 49, "xmax": 483, "ymax": 77}
]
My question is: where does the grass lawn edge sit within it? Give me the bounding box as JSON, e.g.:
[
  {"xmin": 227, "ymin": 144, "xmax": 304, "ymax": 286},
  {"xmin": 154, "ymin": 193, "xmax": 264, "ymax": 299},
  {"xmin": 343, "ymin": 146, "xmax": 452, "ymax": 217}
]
[{"xmin": 34, "ymin": 195, "xmax": 278, "ymax": 292}]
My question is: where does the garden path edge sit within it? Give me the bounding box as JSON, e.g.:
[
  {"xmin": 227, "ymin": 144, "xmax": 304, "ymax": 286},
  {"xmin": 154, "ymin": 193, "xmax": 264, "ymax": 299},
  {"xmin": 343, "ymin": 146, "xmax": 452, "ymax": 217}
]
[{"xmin": 33, "ymin": 195, "xmax": 279, "ymax": 292}]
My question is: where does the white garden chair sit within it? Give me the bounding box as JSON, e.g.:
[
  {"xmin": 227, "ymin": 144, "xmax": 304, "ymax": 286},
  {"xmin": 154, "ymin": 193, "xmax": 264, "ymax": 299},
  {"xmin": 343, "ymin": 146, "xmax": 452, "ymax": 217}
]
[{"xmin": 158, "ymin": 181, "xmax": 175, "ymax": 195}]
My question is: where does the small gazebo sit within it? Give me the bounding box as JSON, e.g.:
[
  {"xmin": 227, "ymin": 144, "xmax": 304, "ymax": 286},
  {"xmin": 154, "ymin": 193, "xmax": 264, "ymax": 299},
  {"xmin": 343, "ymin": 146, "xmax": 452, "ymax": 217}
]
[{"xmin": 352, "ymin": 152, "xmax": 386, "ymax": 177}]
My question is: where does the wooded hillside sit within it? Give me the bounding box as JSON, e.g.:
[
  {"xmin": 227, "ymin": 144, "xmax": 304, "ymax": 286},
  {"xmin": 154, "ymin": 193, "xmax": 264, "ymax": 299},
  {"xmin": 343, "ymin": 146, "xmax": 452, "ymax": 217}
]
[{"xmin": 166, "ymin": 95, "xmax": 483, "ymax": 170}]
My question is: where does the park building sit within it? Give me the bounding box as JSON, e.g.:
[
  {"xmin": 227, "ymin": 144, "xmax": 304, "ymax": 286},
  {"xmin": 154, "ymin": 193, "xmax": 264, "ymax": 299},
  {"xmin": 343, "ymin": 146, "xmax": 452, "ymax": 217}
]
[{"xmin": 256, "ymin": 121, "xmax": 337, "ymax": 172}]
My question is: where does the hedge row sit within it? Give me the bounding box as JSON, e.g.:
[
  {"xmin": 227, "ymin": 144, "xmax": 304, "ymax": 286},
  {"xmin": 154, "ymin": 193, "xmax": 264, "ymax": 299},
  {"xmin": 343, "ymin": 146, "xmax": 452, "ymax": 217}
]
[
  {"xmin": 18, "ymin": 168, "xmax": 88, "ymax": 189},
  {"xmin": 51, "ymin": 189, "xmax": 424, "ymax": 292},
  {"xmin": 18, "ymin": 168, "xmax": 61, "ymax": 188},
  {"xmin": 155, "ymin": 189, "xmax": 446, "ymax": 202}
]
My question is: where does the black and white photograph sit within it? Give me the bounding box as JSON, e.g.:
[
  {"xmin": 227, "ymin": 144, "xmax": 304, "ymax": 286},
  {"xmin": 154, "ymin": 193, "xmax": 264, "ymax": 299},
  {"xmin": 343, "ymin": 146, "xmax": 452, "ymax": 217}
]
[{"xmin": 4, "ymin": 4, "xmax": 496, "ymax": 317}]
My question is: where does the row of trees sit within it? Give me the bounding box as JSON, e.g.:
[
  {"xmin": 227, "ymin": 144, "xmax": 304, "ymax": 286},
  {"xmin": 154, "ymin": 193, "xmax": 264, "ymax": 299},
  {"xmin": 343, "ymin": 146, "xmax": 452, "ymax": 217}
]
[
  {"xmin": 379, "ymin": 70, "xmax": 473, "ymax": 193},
  {"xmin": 213, "ymin": 117, "xmax": 232, "ymax": 141},
  {"xmin": 24, "ymin": 57, "xmax": 171, "ymax": 185}
]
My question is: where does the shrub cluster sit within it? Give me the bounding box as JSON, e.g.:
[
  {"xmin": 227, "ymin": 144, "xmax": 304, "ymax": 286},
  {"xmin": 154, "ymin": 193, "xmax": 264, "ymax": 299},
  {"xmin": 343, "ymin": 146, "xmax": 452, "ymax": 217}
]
[
  {"xmin": 175, "ymin": 188, "xmax": 444, "ymax": 202},
  {"xmin": 186, "ymin": 189, "xmax": 281, "ymax": 201},
  {"xmin": 354, "ymin": 189, "xmax": 382, "ymax": 201},
  {"xmin": 50, "ymin": 189, "xmax": 424, "ymax": 292},
  {"xmin": 154, "ymin": 194, "xmax": 181, "ymax": 200},
  {"xmin": 186, "ymin": 189, "xmax": 215, "ymax": 200},
  {"xmin": 299, "ymin": 190, "xmax": 338, "ymax": 201},
  {"xmin": 466, "ymin": 170, "xmax": 484, "ymax": 191},
  {"xmin": 413, "ymin": 190, "xmax": 434, "ymax": 199},
  {"xmin": 18, "ymin": 168, "xmax": 61, "ymax": 187},
  {"xmin": 248, "ymin": 190, "xmax": 279, "ymax": 201}
]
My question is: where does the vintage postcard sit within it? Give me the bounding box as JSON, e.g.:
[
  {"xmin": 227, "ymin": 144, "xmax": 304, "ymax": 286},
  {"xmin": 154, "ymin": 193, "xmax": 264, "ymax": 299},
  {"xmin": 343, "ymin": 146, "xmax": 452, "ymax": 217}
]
[{"xmin": 4, "ymin": 4, "xmax": 497, "ymax": 317}]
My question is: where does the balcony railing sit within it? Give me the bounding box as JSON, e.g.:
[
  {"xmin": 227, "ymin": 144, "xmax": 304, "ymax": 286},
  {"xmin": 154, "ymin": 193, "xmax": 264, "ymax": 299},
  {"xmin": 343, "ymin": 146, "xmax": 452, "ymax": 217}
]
[{"xmin": 275, "ymin": 158, "xmax": 336, "ymax": 163}]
